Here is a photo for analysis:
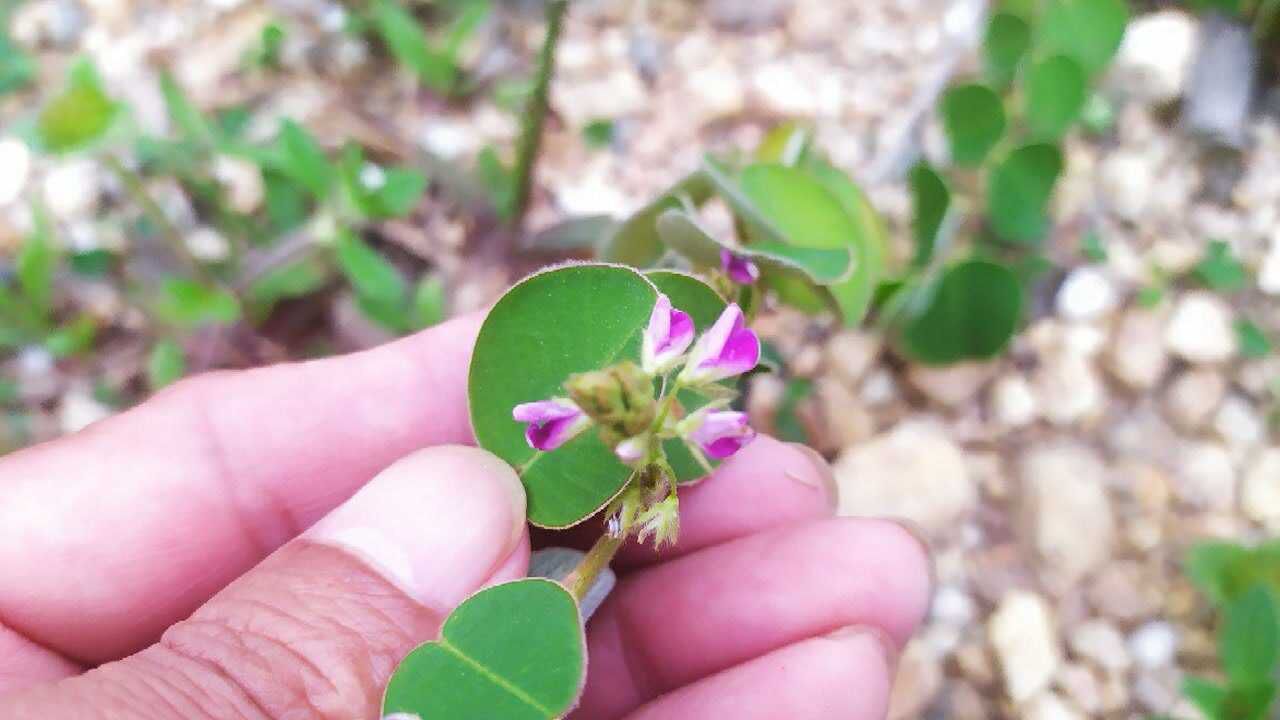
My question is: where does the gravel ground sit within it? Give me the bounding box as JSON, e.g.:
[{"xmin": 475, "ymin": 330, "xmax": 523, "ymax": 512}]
[{"xmin": 3, "ymin": 0, "xmax": 1280, "ymax": 717}]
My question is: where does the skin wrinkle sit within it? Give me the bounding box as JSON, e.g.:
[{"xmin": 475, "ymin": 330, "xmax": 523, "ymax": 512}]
[
  {"xmin": 156, "ymin": 545, "xmax": 431, "ymax": 720},
  {"xmin": 186, "ymin": 374, "xmax": 308, "ymax": 557}
]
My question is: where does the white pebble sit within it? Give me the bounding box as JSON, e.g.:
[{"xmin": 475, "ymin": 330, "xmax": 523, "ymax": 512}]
[
  {"xmin": 0, "ymin": 138, "xmax": 32, "ymax": 206},
  {"xmin": 1056, "ymin": 267, "xmax": 1118, "ymax": 322},
  {"xmin": 185, "ymin": 226, "xmax": 231, "ymax": 262},
  {"xmin": 1165, "ymin": 292, "xmax": 1237, "ymax": 364},
  {"xmin": 1128, "ymin": 621, "xmax": 1178, "ymax": 669},
  {"xmin": 359, "ymin": 163, "xmax": 386, "ymax": 190}
]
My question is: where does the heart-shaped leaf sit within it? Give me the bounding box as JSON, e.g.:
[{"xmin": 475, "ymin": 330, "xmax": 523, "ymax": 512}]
[
  {"xmin": 909, "ymin": 162, "xmax": 950, "ymax": 268},
  {"xmin": 984, "ymin": 12, "xmax": 1031, "ymax": 86},
  {"xmin": 896, "ymin": 258, "xmax": 1023, "ymax": 365},
  {"xmin": 1038, "ymin": 0, "xmax": 1128, "ymax": 75},
  {"xmin": 383, "ymin": 579, "xmax": 586, "ymax": 720},
  {"xmin": 988, "ymin": 143, "xmax": 1062, "ymax": 244},
  {"xmin": 940, "ymin": 84, "xmax": 1006, "ymax": 166},
  {"xmin": 601, "ymin": 171, "xmax": 712, "ymax": 266},
  {"xmin": 1025, "ymin": 55, "xmax": 1087, "ymax": 140},
  {"xmin": 656, "ymin": 208, "xmax": 853, "ymax": 284},
  {"xmin": 468, "ymin": 264, "xmax": 726, "ymax": 528}
]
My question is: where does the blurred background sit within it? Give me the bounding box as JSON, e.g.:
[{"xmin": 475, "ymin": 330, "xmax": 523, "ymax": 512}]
[{"xmin": 2, "ymin": 0, "xmax": 1280, "ymax": 717}]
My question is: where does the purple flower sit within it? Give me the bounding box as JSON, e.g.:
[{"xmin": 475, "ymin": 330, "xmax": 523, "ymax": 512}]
[
  {"xmin": 512, "ymin": 398, "xmax": 590, "ymax": 451},
  {"xmin": 678, "ymin": 303, "xmax": 761, "ymax": 385},
  {"xmin": 642, "ymin": 293, "xmax": 695, "ymax": 375},
  {"xmin": 721, "ymin": 249, "xmax": 760, "ymax": 285},
  {"xmin": 686, "ymin": 409, "xmax": 756, "ymax": 460}
]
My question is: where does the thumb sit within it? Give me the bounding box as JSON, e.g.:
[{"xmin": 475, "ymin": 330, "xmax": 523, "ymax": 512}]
[{"xmin": 4, "ymin": 445, "xmax": 530, "ymax": 720}]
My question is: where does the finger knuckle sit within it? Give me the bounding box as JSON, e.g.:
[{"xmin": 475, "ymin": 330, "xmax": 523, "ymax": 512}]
[{"xmin": 154, "ymin": 547, "xmax": 422, "ymax": 720}]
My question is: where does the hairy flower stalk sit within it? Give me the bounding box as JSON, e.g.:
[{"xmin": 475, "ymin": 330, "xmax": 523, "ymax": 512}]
[{"xmin": 513, "ymin": 295, "xmax": 761, "ymax": 549}]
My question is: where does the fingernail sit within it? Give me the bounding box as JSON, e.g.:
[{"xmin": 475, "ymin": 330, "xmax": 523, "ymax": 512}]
[
  {"xmin": 785, "ymin": 442, "xmax": 838, "ymax": 510},
  {"xmin": 826, "ymin": 624, "xmax": 899, "ymax": 673},
  {"xmin": 306, "ymin": 445, "xmax": 527, "ymax": 613}
]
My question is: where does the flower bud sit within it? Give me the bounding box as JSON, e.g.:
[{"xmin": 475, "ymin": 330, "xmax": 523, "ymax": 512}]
[{"xmin": 565, "ymin": 361, "xmax": 657, "ymax": 447}]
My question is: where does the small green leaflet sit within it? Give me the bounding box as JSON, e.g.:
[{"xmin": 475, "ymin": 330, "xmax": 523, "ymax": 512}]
[
  {"xmin": 1025, "ymin": 55, "xmax": 1087, "ymax": 140},
  {"xmin": 38, "ymin": 59, "xmax": 120, "ymax": 153},
  {"xmin": 909, "ymin": 162, "xmax": 949, "ymax": 268},
  {"xmin": 896, "ymin": 258, "xmax": 1023, "ymax": 365},
  {"xmin": 988, "ymin": 143, "xmax": 1063, "ymax": 244},
  {"xmin": 1221, "ymin": 585, "xmax": 1279, "ymax": 685},
  {"xmin": 1237, "ymin": 319, "xmax": 1273, "ymax": 359},
  {"xmin": 984, "ymin": 12, "xmax": 1031, "ymax": 86},
  {"xmin": 940, "ymin": 84, "xmax": 1006, "ymax": 166},
  {"xmin": 1194, "ymin": 240, "xmax": 1247, "ymax": 292},
  {"xmin": 1038, "ymin": 0, "xmax": 1129, "ymax": 76}
]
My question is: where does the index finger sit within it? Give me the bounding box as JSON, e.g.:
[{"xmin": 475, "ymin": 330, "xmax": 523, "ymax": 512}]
[{"xmin": 0, "ymin": 312, "xmax": 482, "ymax": 663}]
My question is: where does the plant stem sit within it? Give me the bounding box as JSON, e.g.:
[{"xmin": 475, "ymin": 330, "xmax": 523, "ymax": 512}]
[
  {"xmin": 564, "ymin": 531, "xmax": 624, "ymax": 604},
  {"xmin": 509, "ymin": 0, "xmax": 568, "ymax": 228},
  {"xmin": 103, "ymin": 155, "xmax": 213, "ymax": 284}
]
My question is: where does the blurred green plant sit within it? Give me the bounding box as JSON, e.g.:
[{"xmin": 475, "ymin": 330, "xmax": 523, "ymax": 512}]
[
  {"xmin": 0, "ymin": 208, "xmax": 98, "ymax": 358},
  {"xmin": 369, "ymin": 0, "xmax": 491, "ymax": 97},
  {"xmin": 1172, "ymin": 542, "xmax": 1280, "ymax": 720}
]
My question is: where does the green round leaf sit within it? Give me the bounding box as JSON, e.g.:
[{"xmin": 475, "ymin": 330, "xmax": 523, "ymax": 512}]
[
  {"xmin": 987, "ymin": 143, "xmax": 1063, "ymax": 244},
  {"xmin": 383, "ymin": 579, "xmax": 585, "ymax": 720},
  {"xmin": 1025, "ymin": 55, "xmax": 1087, "ymax": 140},
  {"xmin": 805, "ymin": 160, "xmax": 888, "ymax": 326},
  {"xmin": 909, "ymin": 162, "xmax": 950, "ymax": 268},
  {"xmin": 1038, "ymin": 0, "xmax": 1128, "ymax": 75},
  {"xmin": 897, "ymin": 259, "xmax": 1023, "ymax": 364},
  {"xmin": 468, "ymin": 264, "xmax": 726, "ymax": 528},
  {"xmin": 940, "ymin": 84, "xmax": 1006, "ymax": 167},
  {"xmin": 984, "ymin": 12, "xmax": 1032, "ymax": 86},
  {"xmin": 736, "ymin": 163, "xmax": 880, "ymax": 325}
]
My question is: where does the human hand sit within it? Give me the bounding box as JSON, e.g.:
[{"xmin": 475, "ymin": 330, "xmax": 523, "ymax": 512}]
[{"xmin": 0, "ymin": 313, "xmax": 931, "ymax": 719}]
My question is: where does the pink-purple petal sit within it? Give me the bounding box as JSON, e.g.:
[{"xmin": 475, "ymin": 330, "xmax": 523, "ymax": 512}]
[
  {"xmin": 513, "ymin": 399, "xmax": 588, "ymax": 451},
  {"xmin": 721, "ymin": 249, "xmax": 760, "ymax": 285},
  {"xmin": 643, "ymin": 294, "xmax": 696, "ymax": 374},
  {"xmin": 687, "ymin": 409, "xmax": 756, "ymax": 460},
  {"xmin": 680, "ymin": 304, "xmax": 760, "ymax": 384}
]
